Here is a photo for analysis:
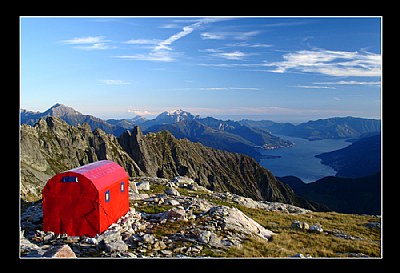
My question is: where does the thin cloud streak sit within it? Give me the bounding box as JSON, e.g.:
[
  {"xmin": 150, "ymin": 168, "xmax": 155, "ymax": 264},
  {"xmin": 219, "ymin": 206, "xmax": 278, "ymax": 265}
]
[
  {"xmin": 117, "ymin": 18, "xmax": 218, "ymax": 62},
  {"xmin": 124, "ymin": 39, "xmax": 161, "ymax": 45},
  {"xmin": 200, "ymin": 31, "xmax": 260, "ymax": 40},
  {"xmin": 198, "ymin": 87, "xmax": 260, "ymax": 91},
  {"xmin": 227, "ymin": 42, "xmax": 273, "ymax": 48},
  {"xmin": 115, "ymin": 51, "xmax": 175, "ymax": 62},
  {"xmin": 314, "ymin": 81, "xmax": 381, "ymax": 86},
  {"xmin": 291, "ymin": 85, "xmax": 336, "ymax": 89}
]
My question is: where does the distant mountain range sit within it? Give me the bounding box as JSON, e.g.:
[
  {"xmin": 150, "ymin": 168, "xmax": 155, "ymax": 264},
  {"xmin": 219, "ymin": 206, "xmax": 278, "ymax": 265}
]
[
  {"xmin": 20, "ymin": 104, "xmax": 381, "ymax": 161},
  {"xmin": 142, "ymin": 113, "xmax": 293, "ymax": 159},
  {"xmin": 20, "ymin": 105, "xmax": 292, "ymax": 160},
  {"xmin": 239, "ymin": 116, "xmax": 381, "ymax": 140},
  {"xmin": 21, "ymin": 103, "xmax": 127, "ymax": 136},
  {"xmin": 107, "ymin": 116, "xmax": 147, "ymax": 130}
]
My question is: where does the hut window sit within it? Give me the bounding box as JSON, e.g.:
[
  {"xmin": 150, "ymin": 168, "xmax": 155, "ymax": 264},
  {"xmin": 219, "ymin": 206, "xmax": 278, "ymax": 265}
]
[
  {"xmin": 105, "ymin": 190, "xmax": 110, "ymax": 202},
  {"xmin": 61, "ymin": 176, "xmax": 78, "ymax": 182},
  {"xmin": 120, "ymin": 182, "xmax": 125, "ymax": 192}
]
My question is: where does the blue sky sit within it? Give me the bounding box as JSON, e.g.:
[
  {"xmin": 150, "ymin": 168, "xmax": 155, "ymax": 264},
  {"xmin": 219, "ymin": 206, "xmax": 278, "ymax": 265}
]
[{"xmin": 20, "ymin": 16, "xmax": 381, "ymax": 122}]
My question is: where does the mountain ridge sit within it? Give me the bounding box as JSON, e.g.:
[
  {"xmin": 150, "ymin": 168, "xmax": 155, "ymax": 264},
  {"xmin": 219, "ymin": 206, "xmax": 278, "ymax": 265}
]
[
  {"xmin": 21, "ymin": 104, "xmax": 294, "ymax": 160},
  {"xmin": 20, "ymin": 116, "xmax": 324, "ymax": 211},
  {"xmin": 21, "ymin": 103, "xmax": 127, "ymax": 137},
  {"xmin": 315, "ymin": 133, "xmax": 381, "ymax": 178},
  {"xmin": 239, "ymin": 116, "xmax": 381, "ymax": 140},
  {"xmin": 279, "ymin": 172, "xmax": 381, "ymax": 215}
]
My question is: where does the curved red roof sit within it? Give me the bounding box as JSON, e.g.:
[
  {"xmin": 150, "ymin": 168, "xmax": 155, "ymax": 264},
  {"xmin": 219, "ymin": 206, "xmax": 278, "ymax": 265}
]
[{"xmin": 63, "ymin": 160, "xmax": 128, "ymax": 191}]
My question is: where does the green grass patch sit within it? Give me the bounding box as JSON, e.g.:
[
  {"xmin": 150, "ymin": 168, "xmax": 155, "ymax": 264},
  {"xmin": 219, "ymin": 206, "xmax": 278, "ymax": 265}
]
[
  {"xmin": 139, "ymin": 204, "xmax": 173, "ymax": 214},
  {"xmin": 229, "ymin": 207, "xmax": 381, "ymax": 257}
]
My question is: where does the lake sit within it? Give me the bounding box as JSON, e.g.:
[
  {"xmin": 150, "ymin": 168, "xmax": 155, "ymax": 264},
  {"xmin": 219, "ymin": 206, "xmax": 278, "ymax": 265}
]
[{"xmin": 259, "ymin": 135, "xmax": 351, "ymax": 183}]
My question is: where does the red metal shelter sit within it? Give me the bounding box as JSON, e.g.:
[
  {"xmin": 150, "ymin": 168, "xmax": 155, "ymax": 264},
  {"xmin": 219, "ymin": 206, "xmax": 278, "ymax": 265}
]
[{"xmin": 42, "ymin": 160, "xmax": 129, "ymax": 237}]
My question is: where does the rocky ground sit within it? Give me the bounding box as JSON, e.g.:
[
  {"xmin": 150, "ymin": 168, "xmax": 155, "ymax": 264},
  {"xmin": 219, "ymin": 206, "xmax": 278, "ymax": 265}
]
[{"xmin": 20, "ymin": 176, "xmax": 381, "ymax": 258}]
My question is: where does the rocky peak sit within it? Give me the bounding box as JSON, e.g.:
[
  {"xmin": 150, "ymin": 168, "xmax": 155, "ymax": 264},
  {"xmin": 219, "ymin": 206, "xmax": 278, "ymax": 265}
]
[
  {"xmin": 43, "ymin": 103, "xmax": 82, "ymax": 118},
  {"xmin": 20, "ymin": 117, "xmax": 142, "ymax": 201},
  {"xmin": 155, "ymin": 109, "xmax": 198, "ymax": 124}
]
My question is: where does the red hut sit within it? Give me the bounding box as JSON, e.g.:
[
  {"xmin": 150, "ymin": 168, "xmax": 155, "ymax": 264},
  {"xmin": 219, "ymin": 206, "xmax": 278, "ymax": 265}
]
[{"xmin": 42, "ymin": 160, "xmax": 129, "ymax": 237}]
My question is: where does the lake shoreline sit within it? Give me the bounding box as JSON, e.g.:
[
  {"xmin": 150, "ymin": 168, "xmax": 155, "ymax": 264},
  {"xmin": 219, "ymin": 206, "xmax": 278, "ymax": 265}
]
[{"xmin": 259, "ymin": 135, "xmax": 351, "ymax": 183}]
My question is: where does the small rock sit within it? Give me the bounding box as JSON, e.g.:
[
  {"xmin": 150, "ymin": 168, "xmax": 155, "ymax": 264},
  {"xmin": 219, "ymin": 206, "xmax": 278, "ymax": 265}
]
[
  {"xmin": 142, "ymin": 234, "xmax": 155, "ymax": 244},
  {"xmin": 173, "ymin": 247, "xmax": 187, "ymax": 254},
  {"xmin": 130, "ymin": 182, "xmax": 139, "ymax": 194},
  {"xmin": 206, "ymin": 206, "xmax": 274, "ymax": 241},
  {"xmin": 43, "ymin": 244, "xmax": 77, "ymax": 258},
  {"xmin": 172, "ymin": 176, "xmax": 194, "ymax": 184},
  {"xmin": 65, "ymin": 236, "xmax": 80, "ymax": 243},
  {"xmin": 160, "ymin": 249, "xmax": 173, "ymax": 256},
  {"xmin": 43, "ymin": 232, "xmax": 55, "ymax": 243},
  {"xmin": 186, "ymin": 183, "xmax": 198, "ymax": 191},
  {"xmin": 197, "ymin": 230, "xmax": 212, "ymax": 244},
  {"xmin": 365, "ymin": 222, "xmax": 381, "ymax": 229},
  {"xmin": 291, "ymin": 220, "xmax": 310, "ymax": 231},
  {"xmin": 85, "ymin": 237, "xmax": 98, "ymax": 245},
  {"xmin": 153, "ymin": 240, "xmax": 167, "ymax": 251},
  {"xmin": 165, "ymin": 187, "xmax": 180, "ymax": 196},
  {"xmin": 309, "ymin": 224, "xmax": 323, "ymax": 233},
  {"xmin": 105, "ymin": 240, "xmax": 128, "ymax": 252},
  {"xmin": 100, "ymin": 229, "xmax": 122, "ymax": 244},
  {"xmin": 166, "ymin": 182, "xmax": 179, "ymax": 188},
  {"xmin": 167, "ymin": 199, "xmax": 180, "ymax": 206},
  {"xmin": 290, "ymin": 253, "xmax": 312, "ymax": 258},
  {"xmin": 129, "ymin": 193, "xmax": 150, "ymax": 201},
  {"xmin": 136, "ymin": 181, "xmax": 150, "ymax": 191},
  {"xmin": 125, "ymin": 252, "xmax": 137, "ymax": 258}
]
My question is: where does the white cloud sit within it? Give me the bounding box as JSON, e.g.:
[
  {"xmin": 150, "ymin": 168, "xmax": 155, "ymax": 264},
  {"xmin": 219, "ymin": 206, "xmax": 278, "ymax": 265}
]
[
  {"xmin": 116, "ymin": 18, "xmax": 214, "ymax": 62},
  {"xmin": 197, "ymin": 63, "xmax": 262, "ymax": 68},
  {"xmin": 62, "ymin": 36, "xmax": 114, "ymax": 50},
  {"xmin": 291, "ymin": 85, "xmax": 336, "ymax": 89},
  {"xmin": 199, "ymin": 87, "xmax": 228, "ymax": 90},
  {"xmin": 227, "ymin": 42, "xmax": 273, "ymax": 48},
  {"xmin": 314, "ymin": 80, "xmax": 381, "ymax": 85},
  {"xmin": 100, "ymin": 79, "xmax": 131, "ymax": 85},
  {"xmin": 230, "ymin": 87, "xmax": 260, "ymax": 90},
  {"xmin": 153, "ymin": 20, "xmax": 205, "ymax": 52},
  {"xmin": 199, "ymin": 48, "xmax": 223, "ymax": 53},
  {"xmin": 212, "ymin": 51, "xmax": 250, "ymax": 60},
  {"xmin": 124, "ymin": 39, "xmax": 161, "ymax": 45},
  {"xmin": 75, "ymin": 43, "xmax": 112, "ymax": 50},
  {"xmin": 63, "ymin": 36, "xmax": 107, "ymax": 44},
  {"xmin": 200, "ymin": 31, "xmax": 260, "ymax": 40},
  {"xmin": 201, "ymin": 32, "xmax": 225, "ymax": 40},
  {"xmin": 115, "ymin": 51, "xmax": 176, "ymax": 62},
  {"xmin": 127, "ymin": 109, "xmax": 158, "ymax": 116},
  {"xmin": 160, "ymin": 23, "xmax": 181, "ymax": 29},
  {"xmin": 265, "ymin": 49, "xmax": 381, "ymax": 77},
  {"xmin": 177, "ymin": 87, "xmax": 260, "ymax": 91},
  {"xmin": 185, "ymin": 87, "xmax": 260, "ymax": 91}
]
